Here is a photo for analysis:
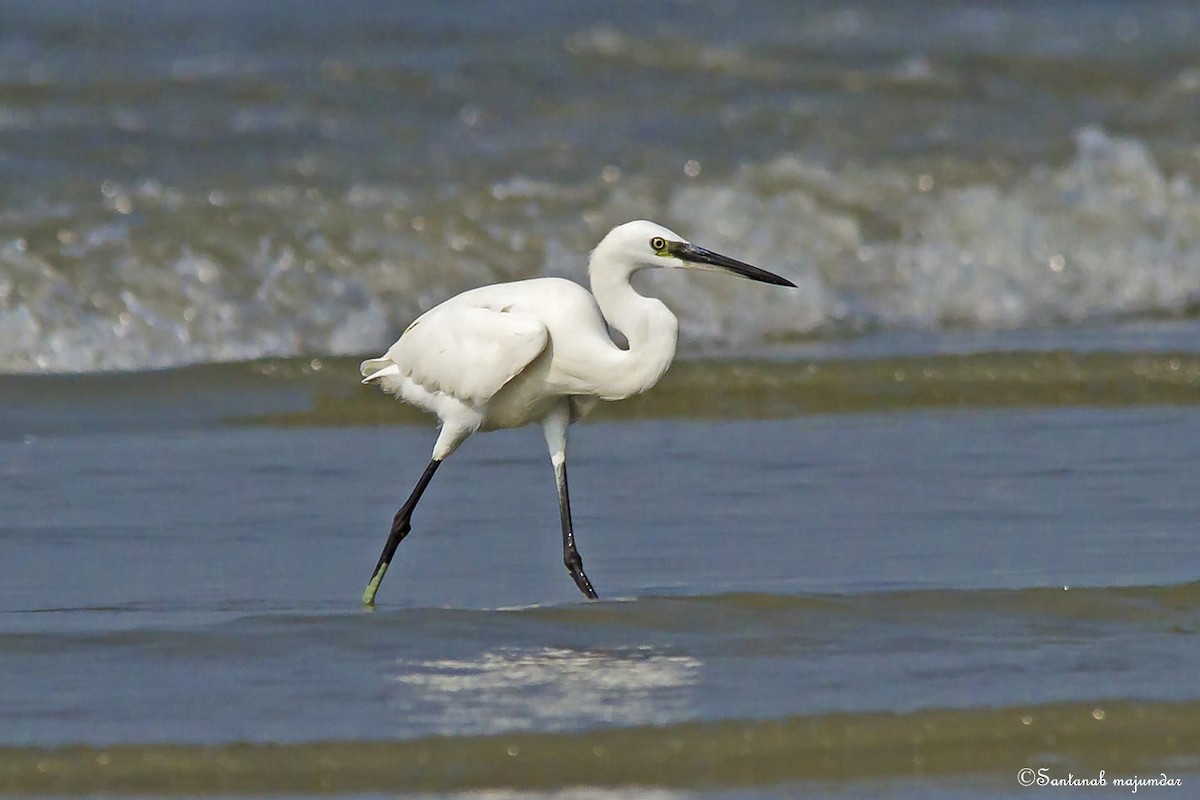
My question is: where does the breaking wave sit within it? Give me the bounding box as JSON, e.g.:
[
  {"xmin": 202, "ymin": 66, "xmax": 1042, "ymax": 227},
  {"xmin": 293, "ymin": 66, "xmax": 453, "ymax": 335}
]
[{"xmin": 2, "ymin": 128, "xmax": 1199, "ymax": 373}]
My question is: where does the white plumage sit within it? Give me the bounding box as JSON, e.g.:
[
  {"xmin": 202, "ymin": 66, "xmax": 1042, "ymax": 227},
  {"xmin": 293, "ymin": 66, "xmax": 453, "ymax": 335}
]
[
  {"xmin": 362, "ymin": 278, "xmax": 604, "ymax": 458},
  {"xmin": 358, "ymin": 219, "xmax": 795, "ymax": 605}
]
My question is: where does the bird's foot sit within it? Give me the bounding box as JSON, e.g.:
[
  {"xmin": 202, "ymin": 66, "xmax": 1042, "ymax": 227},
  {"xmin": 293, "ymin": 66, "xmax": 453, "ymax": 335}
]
[{"xmin": 361, "ymin": 563, "xmax": 388, "ymax": 607}]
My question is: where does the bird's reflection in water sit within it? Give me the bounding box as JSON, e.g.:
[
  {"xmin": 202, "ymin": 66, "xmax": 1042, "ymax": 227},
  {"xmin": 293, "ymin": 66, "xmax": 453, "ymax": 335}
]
[{"xmin": 389, "ymin": 646, "xmax": 700, "ymax": 733}]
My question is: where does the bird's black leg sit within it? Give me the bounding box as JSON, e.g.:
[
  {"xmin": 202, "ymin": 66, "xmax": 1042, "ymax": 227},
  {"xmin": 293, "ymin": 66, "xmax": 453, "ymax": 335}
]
[
  {"xmin": 555, "ymin": 460, "xmax": 599, "ymax": 600},
  {"xmin": 362, "ymin": 459, "xmax": 441, "ymax": 606}
]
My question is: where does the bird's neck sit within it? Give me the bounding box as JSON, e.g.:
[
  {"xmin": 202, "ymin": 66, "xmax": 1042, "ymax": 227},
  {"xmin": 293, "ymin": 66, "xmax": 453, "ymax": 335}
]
[{"xmin": 588, "ymin": 256, "xmax": 679, "ymax": 400}]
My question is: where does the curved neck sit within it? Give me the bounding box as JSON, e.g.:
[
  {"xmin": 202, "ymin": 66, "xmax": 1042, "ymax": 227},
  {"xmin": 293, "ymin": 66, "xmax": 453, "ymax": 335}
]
[{"xmin": 588, "ymin": 254, "xmax": 678, "ymax": 400}]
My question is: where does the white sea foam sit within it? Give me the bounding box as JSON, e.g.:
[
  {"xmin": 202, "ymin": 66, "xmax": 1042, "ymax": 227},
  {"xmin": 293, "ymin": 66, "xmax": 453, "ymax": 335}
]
[
  {"xmin": 656, "ymin": 127, "xmax": 1200, "ymax": 342},
  {"xmin": 1, "ymin": 129, "xmax": 1197, "ymax": 373}
]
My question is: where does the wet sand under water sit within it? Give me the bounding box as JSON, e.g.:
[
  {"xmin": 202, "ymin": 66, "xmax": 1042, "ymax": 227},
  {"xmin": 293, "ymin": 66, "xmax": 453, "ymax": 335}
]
[
  {"xmin": 4, "ymin": 349, "xmax": 1200, "ymax": 437},
  {"xmin": 1, "ymin": 353, "xmax": 1199, "ymax": 798},
  {"xmin": 5, "ymin": 699, "xmax": 1198, "ymax": 795}
]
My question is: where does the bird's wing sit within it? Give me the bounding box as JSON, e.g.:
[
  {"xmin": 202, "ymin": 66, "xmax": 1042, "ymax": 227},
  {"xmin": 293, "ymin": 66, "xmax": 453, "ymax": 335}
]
[{"xmin": 384, "ymin": 303, "xmax": 549, "ymax": 405}]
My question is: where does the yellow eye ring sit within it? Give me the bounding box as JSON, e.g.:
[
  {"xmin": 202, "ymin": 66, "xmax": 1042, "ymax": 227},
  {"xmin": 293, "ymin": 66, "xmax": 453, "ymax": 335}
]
[{"xmin": 649, "ymin": 236, "xmax": 666, "ymax": 252}]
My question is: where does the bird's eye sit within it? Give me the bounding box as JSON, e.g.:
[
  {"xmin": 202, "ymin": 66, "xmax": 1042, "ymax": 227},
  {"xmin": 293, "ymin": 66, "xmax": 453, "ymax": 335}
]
[{"xmin": 649, "ymin": 237, "xmax": 667, "ymax": 253}]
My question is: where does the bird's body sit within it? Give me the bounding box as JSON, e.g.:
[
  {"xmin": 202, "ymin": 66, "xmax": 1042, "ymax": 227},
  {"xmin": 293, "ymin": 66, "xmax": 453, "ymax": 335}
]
[
  {"xmin": 361, "ymin": 275, "xmax": 664, "ymax": 450},
  {"xmin": 359, "ymin": 220, "xmax": 795, "ymax": 605}
]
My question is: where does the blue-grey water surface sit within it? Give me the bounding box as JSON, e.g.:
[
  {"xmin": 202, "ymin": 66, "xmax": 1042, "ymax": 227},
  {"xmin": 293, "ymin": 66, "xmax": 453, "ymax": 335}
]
[{"xmin": 3, "ymin": 401, "xmax": 1200, "ymax": 796}]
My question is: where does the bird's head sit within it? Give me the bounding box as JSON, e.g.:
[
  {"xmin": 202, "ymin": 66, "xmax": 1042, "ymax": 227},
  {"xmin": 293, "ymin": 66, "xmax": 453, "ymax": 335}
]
[{"xmin": 592, "ymin": 220, "xmax": 796, "ymax": 287}]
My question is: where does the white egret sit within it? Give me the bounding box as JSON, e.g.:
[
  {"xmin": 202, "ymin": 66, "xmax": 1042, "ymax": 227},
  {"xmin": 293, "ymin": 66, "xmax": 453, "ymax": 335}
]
[{"xmin": 359, "ymin": 219, "xmax": 795, "ymax": 605}]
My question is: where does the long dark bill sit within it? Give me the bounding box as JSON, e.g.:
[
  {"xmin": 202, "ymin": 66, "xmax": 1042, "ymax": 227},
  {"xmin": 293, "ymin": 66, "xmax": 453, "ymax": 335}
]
[{"xmin": 671, "ymin": 242, "xmax": 797, "ymax": 287}]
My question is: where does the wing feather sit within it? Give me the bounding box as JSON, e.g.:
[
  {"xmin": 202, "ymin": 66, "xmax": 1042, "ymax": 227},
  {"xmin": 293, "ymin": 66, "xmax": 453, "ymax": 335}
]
[{"xmin": 378, "ymin": 304, "xmax": 549, "ymax": 405}]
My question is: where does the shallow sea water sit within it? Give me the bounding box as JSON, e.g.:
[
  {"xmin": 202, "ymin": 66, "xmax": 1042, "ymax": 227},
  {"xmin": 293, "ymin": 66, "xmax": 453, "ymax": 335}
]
[
  {"xmin": 2, "ymin": 380, "xmax": 1199, "ymax": 795},
  {"xmin": 3, "ymin": 1, "xmax": 1200, "ymax": 372}
]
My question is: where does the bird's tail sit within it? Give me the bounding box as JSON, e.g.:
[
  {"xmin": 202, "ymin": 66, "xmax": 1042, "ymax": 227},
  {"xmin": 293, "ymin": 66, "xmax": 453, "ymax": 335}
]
[{"xmin": 360, "ymin": 357, "xmax": 401, "ymax": 384}]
